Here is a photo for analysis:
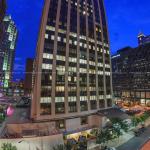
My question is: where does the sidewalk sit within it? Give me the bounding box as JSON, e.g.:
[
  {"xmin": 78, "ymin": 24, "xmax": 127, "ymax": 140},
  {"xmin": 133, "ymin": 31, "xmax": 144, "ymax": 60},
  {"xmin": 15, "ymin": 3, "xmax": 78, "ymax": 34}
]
[
  {"xmin": 117, "ymin": 126, "xmax": 150, "ymax": 150},
  {"xmin": 0, "ymin": 121, "xmax": 6, "ymax": 136},
  {"xmin": 88, "ymin": 131, "xmax": 134, "ymax": 150},
  {"xmin": 106, "ymin": 131, "xmax": 134, "ymax": 148}
]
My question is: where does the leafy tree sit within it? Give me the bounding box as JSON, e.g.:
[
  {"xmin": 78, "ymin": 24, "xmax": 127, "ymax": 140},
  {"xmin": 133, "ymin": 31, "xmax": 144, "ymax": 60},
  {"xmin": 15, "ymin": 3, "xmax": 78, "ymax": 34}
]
[
  {"xmin": 96, "ymin": 130, "xmax": 107, "ymax": 145},
  {"xmin": 132, "ymin": 112, "xmax": 150, "ymax": 127},
  {"xmin": 0, "ymin": 112, "xmax": 5, "ymax": 123},
  {"xmin": 65, "ymin": 141, "xmax": 73, "ymax": 150},
  {"xmin": 96, "ymin": 129, "xmax": 112, "ymax": 145},
  {"xmin": 110, "ymin": 118, "xmax": 129, "ymax": 132},
  {"xmin": 132, "ymin": 116, "xmax": 140, "ymax": 127},
  {"xmin": 90, "ymin": 128, "xmax": 99, "ymax": 137},
  {"xmin": 1, "ymin": 143, "xmax": 17, "ymax": 150},
  {"xmin": 77, "ymin": 136, "xmax": 87, "ymax": 150},
  {"xmin": 140, "ymin": 112, "xmax": 149, "ymax": 122},
  {"xmin": 96, "ymin": 117, "xmax": 129, "ymax": 146},
  {"xmin": 111, "ymin": 126, "xmax": 123, "ymax": 140}
]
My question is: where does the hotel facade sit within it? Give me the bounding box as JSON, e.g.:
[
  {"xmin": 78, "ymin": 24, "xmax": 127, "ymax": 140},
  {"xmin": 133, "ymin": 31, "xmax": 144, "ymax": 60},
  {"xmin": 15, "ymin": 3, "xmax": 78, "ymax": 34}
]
[{"xmin": 31, "ymin": 0, "xmax": 112, "ymax": 133}]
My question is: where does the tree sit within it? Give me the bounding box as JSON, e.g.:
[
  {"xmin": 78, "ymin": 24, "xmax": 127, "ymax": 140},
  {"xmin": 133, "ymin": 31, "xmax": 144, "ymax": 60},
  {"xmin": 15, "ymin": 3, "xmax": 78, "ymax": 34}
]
[
  {"xmin": 110, "ymin": 118, "xmax": 129, "ymax": 132},
  {"xmin": 96, "ymin": 129, "xmax": 112, "ymax": 145},
  {"xmin": 90, "ymin": 128, "xmax": 99, "ymax": 137},
  {"xmin": 132, "ymin": 116, "xmax": 140, "ymax": 127},
  {"xmin": 96, "ymin": 117, "xmax": 129, "ymax": 147},
  {"xmin": 0, "ymin": 112, "xmax": 5, "ymax": 123},
  {"xmin": 131, "ymin": 112, "xmax": 150, "ymax": 127},
  {"xmin": 111, "ymin": 125, "xmax": 123, "ymax": 140},
  {"xmin": 65, "ymin": 141, "xmax": 73, "ymax": 150},
  {"xmin": 96, "ymin": 130, "xmax": 106, "ymax": 145},
  {"xmin": 77, "ymin": 136, "xmax": 87, "ymax": 150},
  {"xmin": 1, "ymin": 143, "xmax": 17, "ymax": 150}
]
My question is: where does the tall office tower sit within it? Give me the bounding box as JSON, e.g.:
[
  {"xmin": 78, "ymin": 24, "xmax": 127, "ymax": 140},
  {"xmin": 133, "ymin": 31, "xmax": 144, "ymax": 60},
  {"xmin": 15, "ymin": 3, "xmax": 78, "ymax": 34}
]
[
  {"xmin": 0, "ymin": 15, "xmax": 18, "ymax": 90},
  {"xmin": 32, "ymin": 0, "xmax": 112, "ymax": 131},
  {"xmin": 0, "ymin": 0, "xmax": 6, "ymax": 88},
  {"xmin": 0, "ymin": 0, "xmax": 6, "ymax": 21},
  {"xmin": 0, "ymin": 0, "xmax": 6, "ymax": 40}
]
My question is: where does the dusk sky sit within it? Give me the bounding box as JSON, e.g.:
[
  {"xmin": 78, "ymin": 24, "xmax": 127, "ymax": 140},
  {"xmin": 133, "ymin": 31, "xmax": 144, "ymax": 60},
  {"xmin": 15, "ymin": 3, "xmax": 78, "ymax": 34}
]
[{"xmin": 6, "ymin": 0, "xmax": 150, "ymax": 80}]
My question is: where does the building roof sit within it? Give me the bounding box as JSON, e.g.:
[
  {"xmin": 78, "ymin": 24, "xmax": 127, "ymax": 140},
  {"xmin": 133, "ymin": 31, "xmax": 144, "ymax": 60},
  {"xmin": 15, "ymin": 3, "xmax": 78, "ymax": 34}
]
[{"xmin": 138, "ymin": 32, "xmax": 145, "ymax": 38}]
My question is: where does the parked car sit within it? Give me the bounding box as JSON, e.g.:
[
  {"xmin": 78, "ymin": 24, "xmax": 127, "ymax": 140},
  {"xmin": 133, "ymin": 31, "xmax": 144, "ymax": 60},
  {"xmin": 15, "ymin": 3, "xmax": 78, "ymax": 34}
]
[{"xmin": 134, "ymin": 126, "xmax": 146, "ymax": 136}]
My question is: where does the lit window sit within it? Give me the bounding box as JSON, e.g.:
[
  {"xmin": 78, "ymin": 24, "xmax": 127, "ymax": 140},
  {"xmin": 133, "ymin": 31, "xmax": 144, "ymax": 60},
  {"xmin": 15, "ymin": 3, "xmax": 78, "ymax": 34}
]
[
  {"xmin": 69, "ymin": 40, "xmax": 72, "ymax": 44},
  {"xmin": 46, "ymin": 25, "xmax": 55, "ymax": 31},
  {"xmin": 45, "ymin": 34, "xmax": 48, "ymax": 39},
  {"xmin": 51, "ymin": 35, "xmax": 55, "ymax": 40},
  {"xmin": 55, "ymin": 97, "xmax": 65, "ymax": 103},
  {"xmin": 57, "ymin": 36, "xmax": 61, "ymax": 41},
  {"xmin": 74, "ymin": 41, "xmax": 77, "ymax": 45},
  {"xmin": 42, "ymin": 64, "xmax": 52, "ymax": 70},
  {"xmin": 63, "ymin": 38, "xmax": 66, "ymax": 43},
  {"xmin": 43, "ymin": 53, "xmax": 53, "ymax": 59}
]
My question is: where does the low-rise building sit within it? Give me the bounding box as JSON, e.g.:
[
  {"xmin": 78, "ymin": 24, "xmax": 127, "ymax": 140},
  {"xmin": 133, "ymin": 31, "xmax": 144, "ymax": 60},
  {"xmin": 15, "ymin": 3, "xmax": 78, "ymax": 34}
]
[{"xmin": 24, "ymin": 58, "xmax": 34, "ymax": 96}]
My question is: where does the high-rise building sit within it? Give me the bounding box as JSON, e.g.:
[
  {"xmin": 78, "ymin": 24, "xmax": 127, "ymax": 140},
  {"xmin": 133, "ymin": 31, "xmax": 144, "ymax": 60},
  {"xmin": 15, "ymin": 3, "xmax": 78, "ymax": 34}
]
[
  {"xmin": 0, "ymin": 15, "xmax": 18, "ymax": 90},
  {"xmin": 31, "ymin": 0, "xmax": 112, "ymax": 132},
  {"xmin": 112, "ymin": 43, "xmax": 150, "ymax": 106},
  {"xmin": 138, "ymin": 32, "xmax": 150, "ymax": 46},
  {"xmin": 0, "ymin": 0, "xmax": 6, "ymax": 88},
  {"xmin": 0, "ymin": 0, "xmax": 6, "ymax": 21},
  {"xmin": 24, "ymin": 58, "xmax": 34, "ymax": 96},
  {"xmin": 0, "ymin": 0, "xmax": 6, "ymax": 40}
]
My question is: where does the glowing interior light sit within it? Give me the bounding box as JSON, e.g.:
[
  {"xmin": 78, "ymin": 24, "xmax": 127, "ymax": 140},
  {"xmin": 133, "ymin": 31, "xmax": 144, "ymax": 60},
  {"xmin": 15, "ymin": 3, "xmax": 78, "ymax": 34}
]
[{"xmin": 6, "ymin": 105, "xmax": 14, "ymax": 116}]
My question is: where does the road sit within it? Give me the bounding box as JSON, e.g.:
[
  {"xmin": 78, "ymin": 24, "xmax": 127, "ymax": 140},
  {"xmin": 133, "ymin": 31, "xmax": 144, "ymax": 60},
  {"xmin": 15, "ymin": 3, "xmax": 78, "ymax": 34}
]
[{"xmin": 117, "ymin": 126, "xmax": 150, "ymax": 150}]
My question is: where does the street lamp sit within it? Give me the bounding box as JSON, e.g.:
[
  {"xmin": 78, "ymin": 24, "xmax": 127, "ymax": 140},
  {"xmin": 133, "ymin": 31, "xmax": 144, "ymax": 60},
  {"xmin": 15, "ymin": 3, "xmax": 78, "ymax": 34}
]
[{"xmin": 18, "ymin": 140, "xmax": 30, "ymax": 150}]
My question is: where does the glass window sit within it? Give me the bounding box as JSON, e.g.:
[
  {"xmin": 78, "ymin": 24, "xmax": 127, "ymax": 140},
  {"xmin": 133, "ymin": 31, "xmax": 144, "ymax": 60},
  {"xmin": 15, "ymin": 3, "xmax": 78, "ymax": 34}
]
[
  {"xmin": 56, "ymin": 120, "xmax": 65, "ymax": 129},
  {"xmin": 81, "ymin": 116, "xmax": 88, "ymax": 125}
]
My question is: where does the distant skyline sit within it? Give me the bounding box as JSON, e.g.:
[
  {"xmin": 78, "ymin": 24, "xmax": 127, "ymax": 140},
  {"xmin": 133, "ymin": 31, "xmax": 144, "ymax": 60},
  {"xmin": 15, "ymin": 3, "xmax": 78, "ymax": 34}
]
[{"xmin": 7, "ymin": 0, "xmax": 150, "ymax": 80}]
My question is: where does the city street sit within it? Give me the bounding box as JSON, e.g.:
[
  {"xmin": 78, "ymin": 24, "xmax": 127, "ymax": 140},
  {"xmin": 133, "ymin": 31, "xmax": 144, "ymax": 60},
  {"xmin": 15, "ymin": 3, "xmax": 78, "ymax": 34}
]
[{"xmin": 117, "ymin": 126, "xmax": 150, "ymax": 150}]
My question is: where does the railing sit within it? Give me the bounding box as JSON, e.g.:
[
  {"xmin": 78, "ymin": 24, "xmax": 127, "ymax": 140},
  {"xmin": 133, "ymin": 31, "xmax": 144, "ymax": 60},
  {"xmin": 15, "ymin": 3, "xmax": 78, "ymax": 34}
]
[{"xmin": 1, "ymin": 125, "xmax": 97, "ymax": 139}]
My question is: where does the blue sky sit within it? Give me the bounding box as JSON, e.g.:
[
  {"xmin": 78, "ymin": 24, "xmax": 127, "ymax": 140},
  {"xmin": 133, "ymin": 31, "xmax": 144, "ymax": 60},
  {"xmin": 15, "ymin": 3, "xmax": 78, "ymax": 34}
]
[
  {"xmin": 6, "ymin": 0, "xmax": 150, "ymax": 80},
  {"xmin": 105, "ymin": 0, "xmax": 150, "ymax": 53}
]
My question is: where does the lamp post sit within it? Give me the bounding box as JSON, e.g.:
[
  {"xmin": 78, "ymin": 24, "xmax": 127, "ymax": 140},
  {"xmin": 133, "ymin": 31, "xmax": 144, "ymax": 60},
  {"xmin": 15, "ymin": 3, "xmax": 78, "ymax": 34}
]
[{"xmin": 18, "ymin": 140, "xmax": 30, "ymax": 150}]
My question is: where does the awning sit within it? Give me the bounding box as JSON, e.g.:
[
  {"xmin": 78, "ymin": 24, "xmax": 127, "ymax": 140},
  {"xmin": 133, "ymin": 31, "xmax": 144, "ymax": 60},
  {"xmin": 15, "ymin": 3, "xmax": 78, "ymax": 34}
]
[{"xmin": 97, "ymin": 108, "xmax": 131, "ymax": 120}]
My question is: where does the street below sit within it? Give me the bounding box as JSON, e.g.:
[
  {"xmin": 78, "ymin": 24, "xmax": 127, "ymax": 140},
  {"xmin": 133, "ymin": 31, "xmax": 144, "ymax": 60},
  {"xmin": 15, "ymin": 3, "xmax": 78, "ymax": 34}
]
[{"xmin": 117, "ymin": 126, "xmax": 150, "ymax": 150}]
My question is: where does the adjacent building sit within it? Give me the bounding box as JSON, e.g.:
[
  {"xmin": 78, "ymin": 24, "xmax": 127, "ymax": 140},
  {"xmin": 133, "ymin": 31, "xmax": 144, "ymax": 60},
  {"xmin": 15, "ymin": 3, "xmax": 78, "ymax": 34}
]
[
  {"xmin": 24, "ymin": 58, "xmax": 34, "ymax": 96},
  {"xmin": 112, "ymin": 42, "xmax": 150, "ymax": 106},
  {"xmin": 8, "ymin": 79, "xmax": 24, "ymax": 97},
  {"xmin": 31, "ymin": 0, "xmax": 112, "ymax": 135},
  {"xmin": 0, "ymin": 15, "xmax": 18, "ymax": 91},
  {"xmin": 0, "ymin": 0, "xmax": 6, "ymax": 89},
  {"xmin": 0, "ymin": 0, "xmax": 6, "ymax": 40}
]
